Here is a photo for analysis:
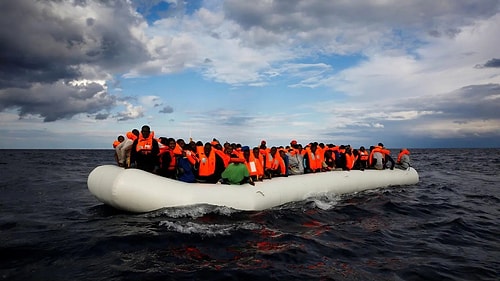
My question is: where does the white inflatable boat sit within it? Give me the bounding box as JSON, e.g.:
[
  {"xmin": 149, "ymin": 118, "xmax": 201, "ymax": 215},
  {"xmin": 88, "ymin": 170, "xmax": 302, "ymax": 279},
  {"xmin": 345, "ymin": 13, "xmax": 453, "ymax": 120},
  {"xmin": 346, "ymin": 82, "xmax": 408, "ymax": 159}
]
[{"xmin": 87, "ymin": 165, "xmax": 419, "ymax": 213}]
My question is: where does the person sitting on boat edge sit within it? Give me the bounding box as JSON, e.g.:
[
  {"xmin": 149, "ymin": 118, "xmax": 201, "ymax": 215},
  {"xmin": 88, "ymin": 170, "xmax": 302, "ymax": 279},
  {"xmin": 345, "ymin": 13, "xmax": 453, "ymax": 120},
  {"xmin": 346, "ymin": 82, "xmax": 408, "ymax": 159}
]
[
  {"xmin": 113, "ymin": 135, "xmax": 124, "ymax": 165},
  {"xmin": 115, "ymin": 129, "xmax": 139, "ymax": 167},
  {"xmin": 130, "ymin": 125, "xmax": 160, "ymax": 173},
  {"xmin": 379, "ymin": 143, "xmax": 395, "ymax": 170},
  {"xmin": 395, "ymin": 148, "xmax": 411, "ymax": 170},
  {"xmin": 220, "ymin": 156, "xmax": 255, "ymax": 186},
  {"xmin": 113, "ymin": 135, "xmax": 124, "ymax": 148}
]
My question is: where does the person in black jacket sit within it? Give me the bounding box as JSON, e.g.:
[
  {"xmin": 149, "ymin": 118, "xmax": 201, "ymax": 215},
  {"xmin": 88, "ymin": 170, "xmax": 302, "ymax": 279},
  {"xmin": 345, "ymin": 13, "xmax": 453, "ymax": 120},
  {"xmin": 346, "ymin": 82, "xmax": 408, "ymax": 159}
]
[{"xmin": 130, "ymin": 125, "xmax": 160, "ymax": 173}]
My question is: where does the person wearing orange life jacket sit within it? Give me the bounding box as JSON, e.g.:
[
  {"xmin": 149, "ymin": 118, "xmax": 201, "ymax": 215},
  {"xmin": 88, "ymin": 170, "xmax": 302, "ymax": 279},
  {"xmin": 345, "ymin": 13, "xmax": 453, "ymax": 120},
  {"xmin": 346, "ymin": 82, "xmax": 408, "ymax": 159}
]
[
  {"xmin": 252, "ymin": 147, "xmax": 265, "ymax": 180},
  {"xmin": 345, "ymin": 147, "xmax": 361, "ymax": 170},
  {"xmin": 241, "ymin": 146, "xmax": 262, "ymax": 181},
  {"xmin": 130, "ymin": 125, "xmax": 160, "ymax": 173},
  {"xmin": 358, "ymin": 146, "xmax": 369, "ymax": 170},
  {"xmin": 395, "ymin": 148, "xmax": 411, "ymax": 170},
  {"xmin": 264, "ymin": 146, "xmax": 286, "ymax": 178},
  {"xmin": 278, "ymin": 148, "xmax": 289, "ymax": 176},
  {"xmin": 368, "ymin": 143, "xmax": 394, "ymax": 170},
  {"xmin": 196, "ymin": 142, "xmax": 225, "ymax": 183},
  {"xmin": 113, "ymin": 135, "xmax": 124, "ymax": 165},
  {"xmin": 115, "ymin": 129, "xmax": 139, "ymax": 167},
  {"xmin": 304, "ymin": 143, "xmax": 322, "ymax": 173},
  {"xmin": 323, "ymin": 149, "xmax": 335, "ymax": 171},
  {"xmin": 157, "ymin": 137, "xmax": 179, "ymax": 179},
  {"xmin": 113, "ymin": 135, "xmax": 124, "ymax": 148},
  {"xmin": 183, "ymin": 140, "xmax": 199, "ymax": 167}
]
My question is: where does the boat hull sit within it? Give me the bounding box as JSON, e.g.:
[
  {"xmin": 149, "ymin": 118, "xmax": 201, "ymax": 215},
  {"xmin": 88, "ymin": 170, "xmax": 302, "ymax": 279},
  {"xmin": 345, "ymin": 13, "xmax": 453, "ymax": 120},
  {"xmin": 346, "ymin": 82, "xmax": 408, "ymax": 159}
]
[{"xmin": 87, "ymin": 165, "xmax": 419, "ymax": 213}]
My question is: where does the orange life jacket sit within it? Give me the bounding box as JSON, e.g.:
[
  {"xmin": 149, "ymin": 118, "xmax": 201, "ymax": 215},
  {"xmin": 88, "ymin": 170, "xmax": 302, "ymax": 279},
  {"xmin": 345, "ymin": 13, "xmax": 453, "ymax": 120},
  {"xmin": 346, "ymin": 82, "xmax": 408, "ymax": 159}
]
[
  {"xmin": 126, "ymin": 131, "xmax": 138, "ymax": 141},
  {"xmin": 136, "ymin": 133, "xmax": 154, "ymax": 154},
  {"xmin": 345, "ymin": 153, "xmax": 358, "ymax": 170},
  {"xmin": 213, "ymin": 149, "xmax": 230, "ymax": 167},
  {"xmin": 397, "ymin": 149, "xmax": 410, "ymax": 163},
  {"xmin": 185, "ymin": 150, "xmax": 198, "ymax": 166},
  {"xmin": 305, "ymin": 150, "xmax": 322, "ymax": 171},
  {"xmin": 265, "ymin": 152, "xmax": 286, "ymax": 175},
  {"xmin": 368, "ymin": 146, "xmax": 391, "ymax": 166},
  {"xmin": 359, "ymin": 151, "xmax": 369, "ymax": 161},
  {"xmin": 198, "ymin": 150, "xmax": 217, "ymax": 176},
  {"xmin": 244, "ymin": 153, "xmax": 261, "ymax": 177},
  {"xmin": 112, "ymin": 140, "xmax": 121, "ymax": 148},
  {"xmin": 158, "ymin": 146, "xmax": 176, "ymax": 170}
]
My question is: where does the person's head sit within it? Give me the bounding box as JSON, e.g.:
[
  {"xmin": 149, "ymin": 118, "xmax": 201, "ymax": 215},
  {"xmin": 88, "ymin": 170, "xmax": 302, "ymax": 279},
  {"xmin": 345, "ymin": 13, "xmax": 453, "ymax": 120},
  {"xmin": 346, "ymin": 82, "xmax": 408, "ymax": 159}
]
[
  {"xmin": 132, "ymin": 129, "xmax": 140, "ymax": 137},
  {"xmin": 260, "ymin": 140, "xmax": 267, "ymax": 149},
  {"xmin": 204, "ymin": 142, "xmax": 212, "ymax": 155},
  {"xmin": 242, "ymin": 146, "xmax": 250, "ymax": 159},
  {"xmin": 360, "ymin": 146, "xmax": 365, "ymax": 151},
  {"xmin": 279, "ymin": 149, "xmax": 286, "ymax": 157},
  {"xmin": 177, "ymin": 138, "xmax": 186, "ymax": 148},
  {"xmin": 159, "ymin": 137, "xmax": 168, "ymax": 145},
  {"xmin": 141, "ymin": 125, "xmax": 151, "ymax": 138},
  {"xmin": 168, "ymin": 138, "xmax": 176, "ymax": 150},
  {"xmin": 310, "ymin": 143, "xmax": 317, "ymax": 152},
  {"xmin": 253, "ymin": 147, "xmax": 260, "ymax": 157},
  {"xmin": 117, "ymin": 135, "xmax": 125, "ymax": 142},
  {"xmin": 270, "ymin": 146, "xmax": 277, "ymax": 155}
]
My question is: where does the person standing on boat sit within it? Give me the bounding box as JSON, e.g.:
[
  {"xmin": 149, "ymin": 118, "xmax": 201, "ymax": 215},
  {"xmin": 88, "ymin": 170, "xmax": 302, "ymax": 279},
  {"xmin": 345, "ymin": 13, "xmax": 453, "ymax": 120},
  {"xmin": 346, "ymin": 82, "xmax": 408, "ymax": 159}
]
[
  {"xmin": 395, "ymin": 148, "xmax": 411, "ymax": 170},
  {"xmin": 130, "ymin": 125, "xmax": 160, "ymax": 173}
]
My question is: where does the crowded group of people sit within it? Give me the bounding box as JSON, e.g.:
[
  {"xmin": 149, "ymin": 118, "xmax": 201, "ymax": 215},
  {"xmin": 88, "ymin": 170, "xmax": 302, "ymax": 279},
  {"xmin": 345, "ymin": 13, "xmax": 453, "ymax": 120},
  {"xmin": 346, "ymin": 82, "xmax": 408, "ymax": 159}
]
[{"xmin": 112, "ymin": 125, "xmax": 412, "ymax": 186}]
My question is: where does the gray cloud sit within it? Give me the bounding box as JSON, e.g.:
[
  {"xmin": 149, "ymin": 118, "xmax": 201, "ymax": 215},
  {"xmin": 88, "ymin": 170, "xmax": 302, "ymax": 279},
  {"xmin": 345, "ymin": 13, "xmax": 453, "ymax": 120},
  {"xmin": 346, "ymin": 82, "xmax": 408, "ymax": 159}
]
[
  {"xmin": 0, "ymin": 82, "xmax": 116, "ymax": 122},
  {"xmin": 412, "ymin": 84, "xmax": 500, "ymax": 120},
  {"xmin": 0, "ymin": 0, "xmax": 150, "ymax": 121},
  {"xmin": 483, "ymin": 58, "xmax": 500, "ymax": 68},
  {"xmin": 159, "ymin": 105, "xmax": 174, "ymax": 114},
  {"xmin": 223, "ymin": 0, "xmax": 499, "ymax": 50},
  {"xmin": 224, "ymin": 0, "xmax": 499, "ymax": 30}
]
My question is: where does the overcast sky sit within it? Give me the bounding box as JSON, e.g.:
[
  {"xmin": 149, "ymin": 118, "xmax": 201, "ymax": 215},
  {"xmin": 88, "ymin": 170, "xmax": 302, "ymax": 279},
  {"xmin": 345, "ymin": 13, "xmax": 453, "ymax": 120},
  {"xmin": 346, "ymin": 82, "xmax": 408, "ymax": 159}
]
[{"xmin": 0, "ymin": 0, "xmax": 499, "ymax": 149}]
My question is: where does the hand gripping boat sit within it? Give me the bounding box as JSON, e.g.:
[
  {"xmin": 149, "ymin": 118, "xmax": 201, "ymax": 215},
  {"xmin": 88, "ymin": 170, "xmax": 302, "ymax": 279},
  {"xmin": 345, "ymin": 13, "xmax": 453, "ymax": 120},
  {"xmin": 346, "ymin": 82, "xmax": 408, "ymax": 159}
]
[{"xmin": 87, "ymin": 165, "xmax": 419, "ymax": 213}]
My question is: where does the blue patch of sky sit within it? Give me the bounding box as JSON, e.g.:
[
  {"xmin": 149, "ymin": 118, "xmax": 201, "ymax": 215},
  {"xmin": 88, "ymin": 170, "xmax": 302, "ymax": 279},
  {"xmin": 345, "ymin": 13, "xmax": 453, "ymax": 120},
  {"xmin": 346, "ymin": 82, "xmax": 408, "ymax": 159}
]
[
  {"xmin": 133, "ymin": 0, "xmax": 204, "ymax": 25},
  {"xmin": 293, "ymin": 53, "xmax": 367, "ymax": 73},
  {"xmin": 390, "ymin": 28, "xmax": 426, "ymax": 60}
]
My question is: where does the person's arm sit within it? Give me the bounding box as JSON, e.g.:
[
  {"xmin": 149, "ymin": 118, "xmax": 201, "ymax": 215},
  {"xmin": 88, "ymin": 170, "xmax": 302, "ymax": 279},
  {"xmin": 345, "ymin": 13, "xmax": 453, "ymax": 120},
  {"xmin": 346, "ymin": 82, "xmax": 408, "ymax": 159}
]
[{"xmin": 129, "ymin": 140, "xmax": 138, "ymax": 168}]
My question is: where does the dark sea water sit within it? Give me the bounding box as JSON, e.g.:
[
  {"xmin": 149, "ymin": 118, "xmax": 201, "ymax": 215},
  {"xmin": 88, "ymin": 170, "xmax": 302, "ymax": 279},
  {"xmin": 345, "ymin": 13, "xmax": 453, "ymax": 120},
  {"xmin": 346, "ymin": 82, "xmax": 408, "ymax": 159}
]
[{"xmin": 0, "ymin": 149, "xmax": 498, "ymax": 281}]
